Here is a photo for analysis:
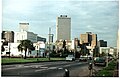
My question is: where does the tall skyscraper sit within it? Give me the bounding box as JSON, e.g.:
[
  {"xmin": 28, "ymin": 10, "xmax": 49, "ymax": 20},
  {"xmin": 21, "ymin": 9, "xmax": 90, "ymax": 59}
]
[
  {"xmin": 56, "ymin": 15, "xmax": 71, "ymax": 40},
  {"xmin": 80, "ymin": 32, "xmax": 97, "ymax": 46},
  {"xmin": 2, "ymin": 31, "xmax": 14, "ymax": 43},
  {"xmin": 91, "ymin": 34, "xmax": 97, "ymax": 47},
  {"xmin": 49, "ymin": 34, "xmax": 54, "ymax": 43},
  {"xmin": 19, "ymin": 23, "xmax": 29, "ymax": 32}
]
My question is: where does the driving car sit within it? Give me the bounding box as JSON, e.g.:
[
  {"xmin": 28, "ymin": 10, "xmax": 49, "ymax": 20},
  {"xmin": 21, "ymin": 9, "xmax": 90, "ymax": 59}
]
[
  {"xmin": 94, "ymin": 57, "xmax": 106, "ymax": 66},
  {"xmin": 66, "ymin": 55, "xmax": 75, "ymax": 61},
  {"xmin": 79, "ymin": 56, "xmax": 87, "ymax": 62}
]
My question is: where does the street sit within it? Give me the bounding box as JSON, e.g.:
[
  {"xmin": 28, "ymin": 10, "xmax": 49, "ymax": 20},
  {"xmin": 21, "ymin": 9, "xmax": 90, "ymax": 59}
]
[{"xmin": 2, "ymin": 61, "xmax": 104, "ymax": 77}]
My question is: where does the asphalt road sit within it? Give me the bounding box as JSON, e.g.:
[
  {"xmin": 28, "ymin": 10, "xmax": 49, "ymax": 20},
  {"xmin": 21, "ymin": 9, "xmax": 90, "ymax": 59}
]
[{"xmin": 2, "ymin": 61, "xmax": 103, "ymax": 77}]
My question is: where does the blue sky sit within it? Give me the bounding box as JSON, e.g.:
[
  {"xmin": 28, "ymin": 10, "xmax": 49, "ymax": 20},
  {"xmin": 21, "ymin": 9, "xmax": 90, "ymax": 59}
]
[{"xmin": 2, "ymin": 0, "xmax": 119, "ymax": 47}]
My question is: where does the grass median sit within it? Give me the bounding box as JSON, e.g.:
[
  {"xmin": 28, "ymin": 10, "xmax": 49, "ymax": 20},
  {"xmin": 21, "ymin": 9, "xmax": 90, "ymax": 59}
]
[
  {"xmin": 1, "ymin": 57, "xmax": 65, "ymax": 64},
  {"xmin": 95, "ymin": 60, "xmax": 118, "ymax": 77}
]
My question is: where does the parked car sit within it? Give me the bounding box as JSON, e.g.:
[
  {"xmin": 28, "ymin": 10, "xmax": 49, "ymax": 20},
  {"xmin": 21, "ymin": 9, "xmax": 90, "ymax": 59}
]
[
  {"xmin": 79, "ymin": 56, "xmax": 87, "ymax": 62},
  {"xmin": 94, "ymin": 57, "xmax": 106, "ymax": 66},
  {"xmin": 66, "ymin": 55, "xmax": 75, "ymax": 61}
]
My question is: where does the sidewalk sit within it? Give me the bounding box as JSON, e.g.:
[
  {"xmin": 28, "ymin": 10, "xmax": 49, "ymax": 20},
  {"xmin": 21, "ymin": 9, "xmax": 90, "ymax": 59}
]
[
  {"xmin": 77, "ymin": 64, "xmax": 103, "ymax": 77},
  {"xmin": 66, "ymin": 63, "xmax": 90, "ymax": 77},
  {"xmin": 70, "ymin": 65, "xmax": 103, "ymax": 77}
]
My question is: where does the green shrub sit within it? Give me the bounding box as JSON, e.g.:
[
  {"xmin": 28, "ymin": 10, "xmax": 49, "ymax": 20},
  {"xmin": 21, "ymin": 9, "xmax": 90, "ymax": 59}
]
[
  {"xmin": 96, "ymin": 70, "xmax": 113, "ymax": 77},
  {"xmin": 96, "ymin": 60, "xmax": 117, "ymax": 77},
  {"xmin": 104, "ymin": 61, "xmax": 116, "ymax": 70}
]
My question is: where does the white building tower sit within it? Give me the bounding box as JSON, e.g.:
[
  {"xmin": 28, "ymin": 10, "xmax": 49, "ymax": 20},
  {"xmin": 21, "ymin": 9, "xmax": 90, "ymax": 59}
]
[{"xmin": 56, "ymin": 15, "xmax": 71, "ymax": 41}]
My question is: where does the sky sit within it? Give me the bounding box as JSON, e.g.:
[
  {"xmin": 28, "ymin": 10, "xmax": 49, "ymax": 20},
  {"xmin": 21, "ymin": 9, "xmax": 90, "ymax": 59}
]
[{"xmin": 2, "ymin": 0, "xmax": 119, "ymax": 47}]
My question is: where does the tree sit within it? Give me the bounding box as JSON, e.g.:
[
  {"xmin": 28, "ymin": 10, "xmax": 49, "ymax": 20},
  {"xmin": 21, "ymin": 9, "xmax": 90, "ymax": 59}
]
[
  {"xmin": 63, "ymin": 40, "xmax": 66, "ymax": 48},
  {"xmin": 80, "ymin": 43, "xmax": 87, "ymax": 56},
  {"xmin": 100, "ymin": 52, "xmax": 106, "ymax": 57},
  {"xmin": 1, "ymin": 45, "xmax": 5, "ymax": 53},
  {"xmin": 18, "ymin": 40, "xmax": 35, "ymax": 59}
]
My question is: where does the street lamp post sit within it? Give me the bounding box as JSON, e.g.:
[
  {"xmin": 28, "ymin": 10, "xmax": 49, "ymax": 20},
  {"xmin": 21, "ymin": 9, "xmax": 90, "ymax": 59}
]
[
  {"xmin": 36, "ymin": 43, "xmax": 39, "ymax": 61},
  {"xmin": 8, "ymin": 40, "xmax": 10, "ymax": 58},
  {"xmin": 48, "ymin": 27, "xmax": 51, "ymax": 61},
  {"xmin": 106, "ymin": 49, "xmax": 109, "ymax": 67}
]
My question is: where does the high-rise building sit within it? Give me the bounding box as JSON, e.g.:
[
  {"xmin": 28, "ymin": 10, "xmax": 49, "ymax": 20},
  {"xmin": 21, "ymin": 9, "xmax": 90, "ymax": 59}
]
[
  {"xmin": 56, "ymin": 15, "xmax": 71, "ymax": 40},
  {"xmin": 80, "ymin": 32, "xmax": 97, "ymax": 46},
  {"xmin": 91, "ymin": 34, "xmax": 97, "ymax": 47},
  {"xmin": 2, "ymin": 31, "xmax": 14, "ymax": 43},
  {"xmin": 48, "ymin": 34, "xmax": 54, "ymax": 43},
  {"xmin": 19, "ymin": 23, "xmax": 29, "ymax": 32},
  {"xmin": 97, "ymin": 40, "xmax": 107, "ymax": 47}
]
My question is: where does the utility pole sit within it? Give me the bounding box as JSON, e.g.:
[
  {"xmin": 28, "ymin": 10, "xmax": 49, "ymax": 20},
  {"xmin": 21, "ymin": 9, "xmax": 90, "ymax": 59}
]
[
  {"xmin": 8, "ymin": 39, "xmax": 10, "ymax": 58},
  {"xmin": 106, "ymin": 49, "xmax": 109, "ymax": 67},
  {"xmin": 48, "ymin": 27, "xmax": 51, "ymax": 61}
]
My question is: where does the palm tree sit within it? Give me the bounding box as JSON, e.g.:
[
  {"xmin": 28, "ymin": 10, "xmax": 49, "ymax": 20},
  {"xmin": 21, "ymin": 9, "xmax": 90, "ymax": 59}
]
[{"xmin": 18, "ymin": 40, "xmax": 35, "ymax": 59}]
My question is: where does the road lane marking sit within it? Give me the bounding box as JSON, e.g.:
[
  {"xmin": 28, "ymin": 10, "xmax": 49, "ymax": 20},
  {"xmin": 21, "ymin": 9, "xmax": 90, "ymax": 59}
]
[
  {"xmin": 48, "ymin": 67, "xmax": 57, "ymax": 69},
  {"xmin": 35, "ymin": 67, "xmax": 57, "ymax": 72},
  {"xmin": 3, "ymin": 65, "xmax": 45, "ymax": 70},
  {"xmin": 16, "ymin": 65, "xmax": 24, "ymax": 68},
  {"xmin": 58, "ymin": 68, "xmax": 63, "ymax": 70},
  {"xmin": 3, "ymin": 67, "xmax": 18, "ymax": 70},
  {"xmin": 65, "ymin": 65, "xmax": 70, "ymax": 67},
  {"xmin": 35, "ymin": 69, "xmax": 46, "ymax": 72},
  {"xmin": 40, "ymin": 67, "xmax": 48, "ymax": 69}
]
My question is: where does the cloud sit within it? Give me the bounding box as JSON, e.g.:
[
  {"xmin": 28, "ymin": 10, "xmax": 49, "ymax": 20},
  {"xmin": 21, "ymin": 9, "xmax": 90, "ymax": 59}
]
[{"xmin": 2, "ymin": 0, "xmax": 119, "ymax": 47}]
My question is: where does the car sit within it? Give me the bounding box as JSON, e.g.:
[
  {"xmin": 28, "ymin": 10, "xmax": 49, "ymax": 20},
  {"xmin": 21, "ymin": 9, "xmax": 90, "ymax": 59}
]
[
  {"xmin": 79, "ymin": 56, "xmax": 87, "ymax": 62},
  {"xmin": 66, "ymin": 55, "xmax": 75, "ymax": 61},
  {"xmin": 94, "ymin": 57, "xmax": 106, "ymax": 66}
]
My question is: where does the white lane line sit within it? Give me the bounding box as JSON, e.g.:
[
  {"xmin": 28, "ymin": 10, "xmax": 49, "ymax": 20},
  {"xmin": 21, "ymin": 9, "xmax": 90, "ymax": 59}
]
[
  {"xmin": 65, "ymin": 65, "xmax": 70, "ymax": 67},
  {"xmin": 48, "ymin": 67, "xmax": 57, "ymax": 69},
  {"xmin": 3, "ymin": 67, "xmax": 18, "ymax": 70},
  {"xmin": 16, "ymin": 65, "xmax": 24, "ymax": 68},
  {"xmin": 58, "ymin": 67, "xmax": 63, "ymax": 70},
  {"xmin": 40, "ymin": 67, "xmax": 48, "ymax": 69},
  {"xmin": 3, "ymin": 65, "xmax": 24, "ymax": 70},
  {"xmin": 24, "ymin": 66, "xmax": 31, "ymax": 68},
  {"xmin": 35, "ymin": 69, "xmax": 46, "ymax": 72},
  {"xmin": 3, "ymin": 65, "xmax": 45, "ymax": 70},
  {"xmin": 35, "ymin": 67, "xmax": 57, "ymax": 72},
  {"xmin": 30, "ymin": 65, "xmax": 45, "ymax": 68}
]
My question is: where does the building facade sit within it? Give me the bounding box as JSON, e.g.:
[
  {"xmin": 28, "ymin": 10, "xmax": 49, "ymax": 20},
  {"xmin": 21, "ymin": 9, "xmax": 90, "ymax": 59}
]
[
  {"xmin": 14, "ymin": 31, "xmax": 37, "ymax": 43},
  {"xmin": 1, "ymin": 31, "xmax": 14, "ymax": 43},
  {"xmin": 97, "ymin": 40, "xmax": 107, "ymax": 47},
  {"xmin": 19, "ymin": 23, "xmax": 29, "ymax": 31},
  {"xmin": 48, "ymin": 34, "xmax": 54, "ymax": 43},
  {"xmin": 100, "ymin": 47, "xmax": 117, "ymax": 57},
  {"xmin": 37, "ymin": 36, "xmax": 46, "ymax": 43},
  {"xmin": 56, "ymin": 15, "xmax": 71, "ymax": 40},
  {"xmin": 80, "ymin": 32, "xmax": 97, "ymax": 46}
]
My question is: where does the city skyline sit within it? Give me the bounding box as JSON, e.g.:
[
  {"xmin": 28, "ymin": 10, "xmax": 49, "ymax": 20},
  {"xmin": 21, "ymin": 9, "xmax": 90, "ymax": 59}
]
[{"xmin": 2, "ymin": 0, "xmax": 119, "ymax": 47}]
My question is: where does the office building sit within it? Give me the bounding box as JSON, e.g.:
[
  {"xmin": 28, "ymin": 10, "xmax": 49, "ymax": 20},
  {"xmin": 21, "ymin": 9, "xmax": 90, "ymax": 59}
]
[
  {"xmin": 19, "ymin": 23, "xmax": 29, "ymax": 31},
  {"xmin": 14, "ymin": 31, "xmax": 37, "ymax": 43},
  {"xmin": 91, "ymin": 34, "xmax": 97, "ymax": 47},
  {"xmin": 1, "ymin": 31, "xmax": 14, "ymax": 43},
  {"xmin": 97, "ymin": 40, "xmax": 107, "ymax": 47},
  {"xmin": 100, "ymin": 47, "xmax": 117, "ymax": 56},
  {"xmin": 37, "ymin": 36, "xmax": 46, "ymax": 43},
  {"xmin": 48, "ymin": 34, "xmax": 54, "ymax": 43},
  {"xmin": 80, "ymin": 32, "xmax": 97, "ymax": 46},
  {"xmin": 56, "ymin": 15, "xmax": 71, "ymax": 40}
]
